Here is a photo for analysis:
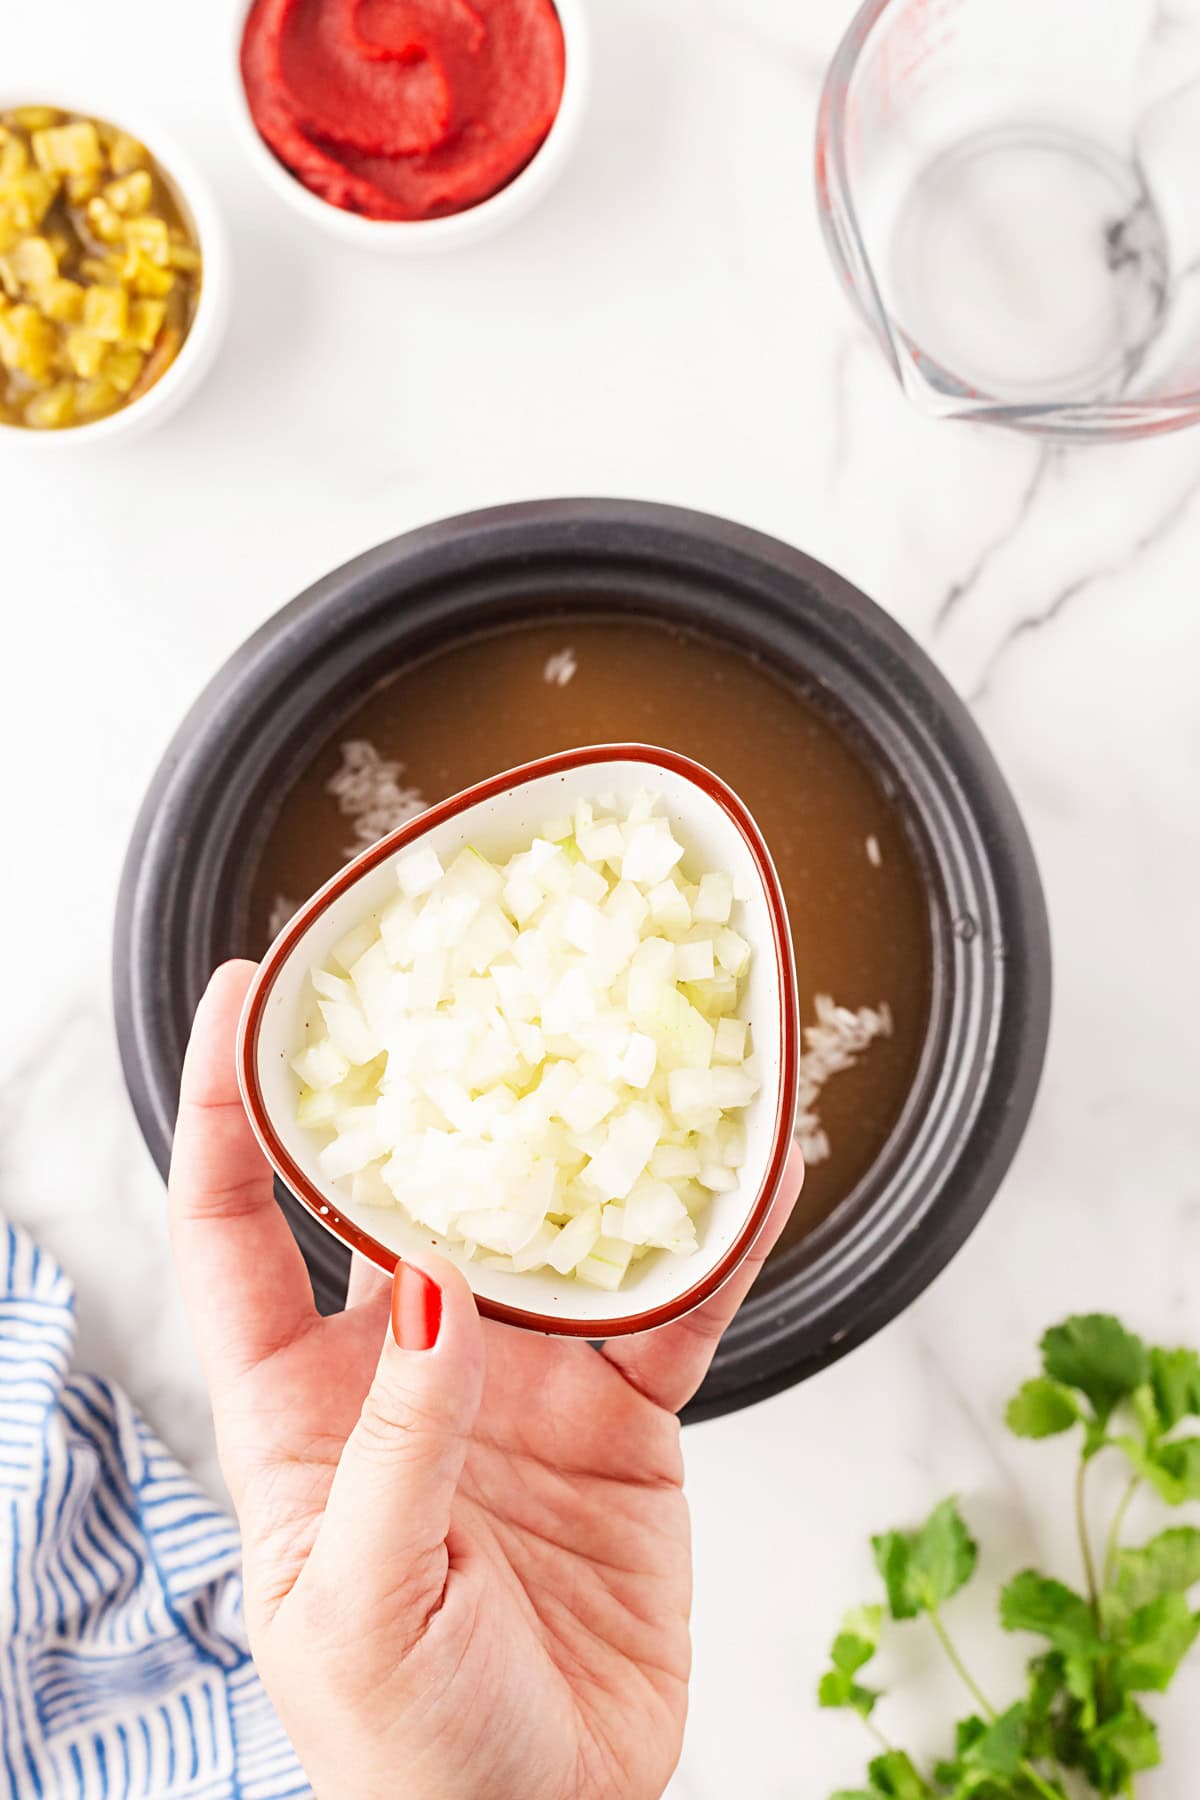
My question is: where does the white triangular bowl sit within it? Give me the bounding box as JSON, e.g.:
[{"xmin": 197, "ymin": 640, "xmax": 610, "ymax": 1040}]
[{"xmin": 237, "ymin": 744, "xmax": 800, "ymax": 1337}]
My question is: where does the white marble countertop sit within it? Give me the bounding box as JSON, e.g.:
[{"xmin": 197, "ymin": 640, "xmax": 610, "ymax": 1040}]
[{"xmin": 5, "ymin": 0, "xmax": 1200, "ymax": 1793}]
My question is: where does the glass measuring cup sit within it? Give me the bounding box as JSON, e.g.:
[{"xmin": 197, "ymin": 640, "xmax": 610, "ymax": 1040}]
[{"xmin": 816, "ymin": 0, "xmax": 1200, "ymax": 440}]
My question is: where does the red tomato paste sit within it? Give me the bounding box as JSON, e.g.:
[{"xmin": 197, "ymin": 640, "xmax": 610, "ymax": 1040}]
[{"xmin": 241, "ymin": 0, "xmax": 566, "ymax": 221}]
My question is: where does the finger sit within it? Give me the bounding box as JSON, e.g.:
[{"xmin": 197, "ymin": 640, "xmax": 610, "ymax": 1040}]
[
  {"xmin": 299, "ymin": 1250, "xmax": 485, "ymax": 1646},
  {"xmin": 603, "ymin": 1143, "xmax": 804, "ymax": 1414},
  {"xmin": 168, "ymin": 960, "xmax": 315, "ymax": 1395},
  {"xmin": 346, "ymin": 1251, "xmax": 392, "ymax": 1311}
]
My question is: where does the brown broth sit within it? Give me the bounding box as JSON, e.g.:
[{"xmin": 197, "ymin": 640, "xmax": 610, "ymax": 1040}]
[{"xmin": 250, "ymin": 617, "xmax": 933, "ymax": 1251}]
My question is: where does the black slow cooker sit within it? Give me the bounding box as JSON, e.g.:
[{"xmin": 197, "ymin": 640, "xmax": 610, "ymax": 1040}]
[{"xmin": 113, "ymin": 500, "xmax": 1051, "ymax": 1422}]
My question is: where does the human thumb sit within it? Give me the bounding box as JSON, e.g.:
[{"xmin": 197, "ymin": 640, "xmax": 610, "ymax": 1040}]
[{"xmin": 302, "ymin": 1251, "xmax": 485, "ymax": 1640}]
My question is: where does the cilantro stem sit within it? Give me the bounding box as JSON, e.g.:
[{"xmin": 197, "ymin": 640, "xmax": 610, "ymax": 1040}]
[
  {"xmin": 926, "ymin": 1606, "xmax": 997, "ymax": 1721},
  {"xmin": 1102, "ymin": 1474, "xmax": 1140, "ymax": 1592},
  {"xmin": 1075, "ymin": 1457, "xmax": 1101, "ymax": 1616},
  {"xmin": 927, "ymin": 1609, "xmax": 1065, "ymax": 1800},
  {"xmin": 1021, "ymin": 1765, "xmax": 1069, "ymax": 1800},
  {"xmin": 863, "ymin": 1716, "xmax": 893, "ymax": 1755}
]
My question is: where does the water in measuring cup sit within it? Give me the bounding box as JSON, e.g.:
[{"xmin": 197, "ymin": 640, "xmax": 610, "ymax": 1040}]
[{"xmin": 889, "ymin": 124, "xmax": 1170, "ymax": 404}]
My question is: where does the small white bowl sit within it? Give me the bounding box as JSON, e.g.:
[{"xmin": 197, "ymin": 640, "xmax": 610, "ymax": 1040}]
[
  {"xmin": 238, "ymin": 745, "xmax": 801, "ymax": 1338},
  {"xmin": 229, "ymin": 0, "xmax": 588, "ymax": 252},
  {"xmin": 0, "ymin": 95, "xmax": 230, "ymax": 450}
]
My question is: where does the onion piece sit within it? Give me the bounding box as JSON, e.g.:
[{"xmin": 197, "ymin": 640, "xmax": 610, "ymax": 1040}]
[
  {"xmin": 694, "ymin": 872, "xmax": 733, "ymax": 924},
  {"xmin": 395, "ymin": 845, "xmax": 443, "ymax": 898}
]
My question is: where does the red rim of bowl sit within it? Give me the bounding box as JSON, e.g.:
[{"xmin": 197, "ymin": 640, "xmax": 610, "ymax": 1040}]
[{"xmin": 236, "ymin": 743, "xmax": 800, "ymax": 1337}]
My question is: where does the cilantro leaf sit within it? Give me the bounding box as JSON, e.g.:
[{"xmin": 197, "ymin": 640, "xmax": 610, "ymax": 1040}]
[
  {"xmin": 1061, "ymin": 1652, "xmax": 1101, "ymax": 1735},
  {"xmin": 829, "ymin": 1754, "xmax": 937, "ymax": 1800},
  {"xmin": 819, "ymin": 1670, "xmax": 882, "ymax": 1717},
  {"xmin": 911, "ymin": 1500, "xmax": 978, "ymax": 1610},
  {"xmin": 821, "ymin": 1605, "xmax": 885, "ymax": 1715},
  {"xmin": 1113, "ymin": 1593, "xmax": 1200, "ymax": 1692},
  {"xmin": 831, "ymin": 1605, "xmax": 885, "ymax": 1675},
  {"xmin": 873, "ymin": 1531, "xmax": 921, "ymax": 1621},
  {"xmin": 935, "ymin": 1716, "xmax": 996, "ymax": 1787},
  {"xmin": 873, "ymin": 1500, "xmax": 978, "ymax": 1620},
  {"xmin": 1149, "ymin": 1347, "xmax": 1200, "ymax": 1431},
  {"xmin": 944, "ymin": 1715, "xmax": 990, "ymax": 1767},
  {"xmin": 1149, "ymin": 1438, "xmax": 1200, "ymax": 1504},
  {"xmin": 1088, "ymin": 1703, "xmax": 1161, "ymax": 1775},
  {"xmin": 865, "ymin": 1750, "xmax": 935, "ymax": 1797},
  {"xmin": 1068, "ymin": 1645, "xmax": 1100, "ymax": 1696},
  {"xmin": 935, "ymin": 1711, "xmax": 1034, "ymax": 1799},
  {"xmin": 1130, "ymin": 1382, "xmax": 1162, "ymax": 1441},
  {"xmin": 1080, "ymin": 1741, "xmax": 1138, "ymax": 1797},
  {"xmin": 1119, "ymin": 1435, "xmax": 1200, "ymax": 1505},
  {"xmin": 1079, "ymin": 1701, "xmax": 1163, "ymax": 1793},
  {"xmin": 1113, "ymin": 1527, "xmax": 1200, "ymax": 1613},
  {"xmin": 1040, "ymin": 1316, "xmax": 1148, "ymax": 1421},
  {"xmin": 1005, "ymin": 1379, "xmax": 1081, "ymax": 1440},
  {"xmin": 964, "ymin": 1704, "xmax": 1026, "ymax": 1778},
  {"xmin": 1024, "ymin": 1652, "xmax": 1066, "ymax": 1719},
  {"xmin": 999, "ymin": 1572, "xmax": 1102, "ymax": 1657}
]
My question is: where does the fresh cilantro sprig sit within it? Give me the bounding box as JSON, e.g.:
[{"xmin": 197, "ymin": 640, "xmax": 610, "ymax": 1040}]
[{"xmin": 819, "ymin": 1315, "xmax": 1200, "ymax": 1799}]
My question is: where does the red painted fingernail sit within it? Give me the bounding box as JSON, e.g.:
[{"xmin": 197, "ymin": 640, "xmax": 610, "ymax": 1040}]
[{"xmin": 391, "ymin": 1263, "xmax": 442, "ymax": 1352}]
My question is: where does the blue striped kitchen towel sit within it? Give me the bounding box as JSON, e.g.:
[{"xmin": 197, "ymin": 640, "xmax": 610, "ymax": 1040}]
[{"xmin": 0, "ymin": 1219, "xmax": 312, "ymax": 1799}]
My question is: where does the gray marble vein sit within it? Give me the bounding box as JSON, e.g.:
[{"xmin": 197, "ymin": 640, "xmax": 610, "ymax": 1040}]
[
  {"xmin": 970, "ymin": 467, "xmax": 1200, "ymax": 702},
  {"xmin": 933, "ymin": 448, "xmax": 1058, "ymax": 634}
]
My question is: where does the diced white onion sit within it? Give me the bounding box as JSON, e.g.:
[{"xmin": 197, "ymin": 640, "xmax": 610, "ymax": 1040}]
[
  {"xmin": 547, "ymin": 1207, "xmax": 602, "ymax": 1273},
  {"xmin": 715, "ymin": 927, "xmax": 751, "ymax": 977},
  {"xmin": 694, "ymin": 872, "xmax": 733, "ymax": 924},
  {"xmin": 331, "ymin": 917, "xmax": 378, "ymax": 973},
  {"xmin": 620, "ymin": 1032, "xmax": 657, "ymax": 1088},
  {"xmin": 650, "ymin": 1143, "xmax": 700, "ymax": 1179},
  {"xmin": 676, "ymin": 939, "xmax": 715, "ymax": 982},
  {"xmin": 648, "ymin": 879, "xmax": 691, "ymax": 931},
  {"xmin": 291, "ymin": 791, "xmax": 759, "ymax": 1289},
  {"xmin": 576, "ymin": 1236, "xmax": 635, "ymax": 1289},
  {"xmin": 293, "ymin": 1039, "xmax": 350, "ymax": 1092},
  {"xmin": 698, "ymin": 1163, "xmax": 739, "ymax": 1193},
  {"xmin": 296, "ymin": 1086, "xmax": 339, "ymax": 1129},
  {"xmin": 396, "ymin": 845, "xmax": 444, "ymax": 898},
  {"xmin": 622, "ymin": 822, "xmax": 686, "ymax": 886},
  {"xmin": 578, "ymin": 821, "xmax": 624, "ymax": 864}
]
